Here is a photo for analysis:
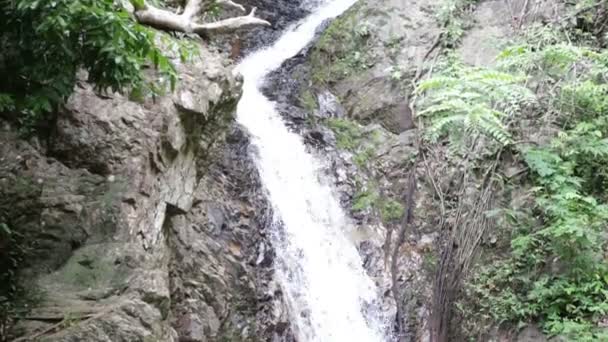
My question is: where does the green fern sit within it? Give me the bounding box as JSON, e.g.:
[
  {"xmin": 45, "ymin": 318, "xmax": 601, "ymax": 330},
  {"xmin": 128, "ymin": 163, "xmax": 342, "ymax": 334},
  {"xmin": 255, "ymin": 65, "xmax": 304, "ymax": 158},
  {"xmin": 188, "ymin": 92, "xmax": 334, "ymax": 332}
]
[
  {"xmin": 416, "ymin": 61, "xmax": 534, "ymax": 149},
  {"xmin": 498, "ymin": 43, "xmax": 604, "ymax": 81},
  {"xmin": 559, "ymin": 81, "xmax": 608, "ymax": 120},
  {"xmin": 0, "ymin": 94, "xmax": 15, "ymax": 112}
]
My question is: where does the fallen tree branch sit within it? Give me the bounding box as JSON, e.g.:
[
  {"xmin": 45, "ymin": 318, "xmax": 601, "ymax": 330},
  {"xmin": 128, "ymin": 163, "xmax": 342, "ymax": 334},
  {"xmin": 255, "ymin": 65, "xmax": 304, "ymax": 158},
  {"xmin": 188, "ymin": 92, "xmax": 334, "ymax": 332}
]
[
  {"xmin": 193, "ymin": 8, "xmax": 271, "ymax": 35},
  {"xmin": 133, "ymin": 0, "xmax": 270, "ymax": 36}
]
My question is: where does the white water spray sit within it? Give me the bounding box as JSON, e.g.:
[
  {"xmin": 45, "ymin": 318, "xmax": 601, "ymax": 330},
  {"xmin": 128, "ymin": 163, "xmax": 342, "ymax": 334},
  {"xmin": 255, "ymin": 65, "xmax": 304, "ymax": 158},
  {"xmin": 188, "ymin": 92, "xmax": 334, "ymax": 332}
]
[{"xmin": 235, "ymin": 1, "xmax": 388, "ymax": 341}]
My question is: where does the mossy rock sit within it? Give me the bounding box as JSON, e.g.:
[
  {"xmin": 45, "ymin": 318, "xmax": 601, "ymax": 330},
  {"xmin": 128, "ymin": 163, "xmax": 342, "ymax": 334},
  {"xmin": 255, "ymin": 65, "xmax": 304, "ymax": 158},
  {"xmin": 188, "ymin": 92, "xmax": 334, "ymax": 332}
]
[{"xmin": 309, "ymin": 2, "xmax": 374, "ymax": 87}]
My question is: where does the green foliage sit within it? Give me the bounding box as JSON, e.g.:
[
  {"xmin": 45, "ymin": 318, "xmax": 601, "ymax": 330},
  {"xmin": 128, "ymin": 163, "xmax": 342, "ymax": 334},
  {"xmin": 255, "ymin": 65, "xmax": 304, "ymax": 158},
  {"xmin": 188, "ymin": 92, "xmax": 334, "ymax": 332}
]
[
  {"xmin": 422, "ymin": 250, "xmax": 438, "ymax": 273},
  {"xmin": 560, "ymin": 81, "xmax": 608, "ymax": 120},
  {"xmin": 416, "ymin": 57, "xmax": 534, "ymax": 151},
  {"xmin": 352, "ymin": 188, "xmax": 404, "ymax": 223},
  {"xmin": 498, "ymin": 43, "xmax": 595, "ymax": 79},
  {"xmin": 0, "ymin": 222, "xmax": 27, "ymax": 296},
  {"xmin": 131, "ymin": 0, "xmax": 147, "ymax": 10},
  {"xmin": 379, "ymin": 198, "xmax": 404, "ymax": 222},
  {"xmin": 500, "ymin": 42, "xmax": 608, "ymax": 197},
  {"xmin": 388, "ymin": 66, "xmax": 405, "ymax": 81},
  {"xmin": 326, "ymin": 118, "xmax": 364, "ymax": 150},
  {"xmin": 0, "ymin": 0, "xmax": 177, "ymax": 129},
  {"xmin": 460, "ymin": 40, "xmax": 608, "ymax": 340},
  {"xmin": 0, "ymin": 95, "xmax": 15, "ymax": 112},
  {"xmin": 204, "ymin": 0, "xmax": 226, "ymax": 20},
  {"xmin": 324, "ymin": 117, "xmax": 403, "ymax": 223},
  {"xmin": 353, "ymin": 147, "xmax": 375, "ymax": 168},
  {"xmin": 325, "ymin": 118, "xmax": 386, "ymax": 171},
  {"xmin": 299, "ymin": 89, "xmax": 317, "ymax": 113},
  {"xmin": 467, "ymin": 140, "xmax": 608, "ymax": 339},
  {"xmin": 352, "ymin": 189, "xmax": 378, "ymax": 212}
]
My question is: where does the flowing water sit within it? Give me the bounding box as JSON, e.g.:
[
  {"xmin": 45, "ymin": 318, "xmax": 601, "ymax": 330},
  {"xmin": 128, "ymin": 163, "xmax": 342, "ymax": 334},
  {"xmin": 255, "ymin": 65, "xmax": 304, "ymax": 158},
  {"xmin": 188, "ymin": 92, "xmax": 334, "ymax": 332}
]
[{"xmin": 235, "ymin": 1, "xmax": 388, "ymax": 341}]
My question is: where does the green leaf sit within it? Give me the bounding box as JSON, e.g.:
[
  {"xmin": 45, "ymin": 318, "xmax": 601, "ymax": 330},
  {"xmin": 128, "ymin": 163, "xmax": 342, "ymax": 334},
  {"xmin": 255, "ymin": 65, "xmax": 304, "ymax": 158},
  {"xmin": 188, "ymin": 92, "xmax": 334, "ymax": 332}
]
[
  {"xmin": 0, "ymin": 223, "xmax": 11, "ymax": 235},
  {"xmin": 131, "ymin": 0, "xmax": 146, "ymax": 10}
]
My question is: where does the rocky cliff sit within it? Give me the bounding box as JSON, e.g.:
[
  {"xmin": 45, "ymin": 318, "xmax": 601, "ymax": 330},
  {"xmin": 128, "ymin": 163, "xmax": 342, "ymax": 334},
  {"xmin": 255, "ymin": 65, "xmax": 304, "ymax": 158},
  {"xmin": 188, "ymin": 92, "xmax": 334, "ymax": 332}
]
[{"xmin": 0, "ymin": 34, "xmax": 299, "ymax": 341}]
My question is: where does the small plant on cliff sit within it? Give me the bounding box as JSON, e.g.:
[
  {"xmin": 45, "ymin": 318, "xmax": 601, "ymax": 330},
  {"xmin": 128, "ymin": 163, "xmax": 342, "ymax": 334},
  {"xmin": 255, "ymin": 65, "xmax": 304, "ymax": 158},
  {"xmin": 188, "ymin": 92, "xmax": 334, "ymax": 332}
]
[
  {"xmin": 326, "ymin": 118, "xmax": 364, "ymax": 150},
  {"xmin": 435, "ymin": 0, "xmax": 480, "ymax": 47},
  {"xmin": 352, "ymin": 187, "xmax": 404, "ymax": 224}
]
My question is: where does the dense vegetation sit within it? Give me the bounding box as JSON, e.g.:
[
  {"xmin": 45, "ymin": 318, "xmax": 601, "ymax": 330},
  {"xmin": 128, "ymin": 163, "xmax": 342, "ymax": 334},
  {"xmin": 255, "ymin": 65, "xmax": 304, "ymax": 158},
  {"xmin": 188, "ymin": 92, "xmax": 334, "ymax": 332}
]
[{"xmin": 417, "ymin": 2, "xmax": 608, "ymax": 339}]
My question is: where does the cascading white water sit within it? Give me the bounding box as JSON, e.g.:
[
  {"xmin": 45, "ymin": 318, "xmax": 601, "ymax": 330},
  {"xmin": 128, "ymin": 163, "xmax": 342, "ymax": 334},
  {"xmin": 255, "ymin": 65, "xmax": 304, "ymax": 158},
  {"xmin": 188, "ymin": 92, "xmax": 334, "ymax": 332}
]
[{"xmin": 235, "ymin": 1, "xmax": 388, "ymax": 341}]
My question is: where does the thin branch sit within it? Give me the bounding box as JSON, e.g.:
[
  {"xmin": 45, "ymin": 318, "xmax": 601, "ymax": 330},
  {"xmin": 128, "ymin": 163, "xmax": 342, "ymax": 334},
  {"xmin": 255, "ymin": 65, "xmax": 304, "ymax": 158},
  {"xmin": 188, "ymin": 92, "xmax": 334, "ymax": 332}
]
[
  {"xmin": 517, "ymin": 0, "xmax": 531, "ymax": 29},
  {"xmin": 422, "ymin": 148, "xmax": 445, "ymax": 228},
  {"xmin": 413, "ymin": 33, "xmax": 443, "ymax": 84},
  {"xmin": 389, "ymin": 159, "xmax": 418, "ymax": 338}
]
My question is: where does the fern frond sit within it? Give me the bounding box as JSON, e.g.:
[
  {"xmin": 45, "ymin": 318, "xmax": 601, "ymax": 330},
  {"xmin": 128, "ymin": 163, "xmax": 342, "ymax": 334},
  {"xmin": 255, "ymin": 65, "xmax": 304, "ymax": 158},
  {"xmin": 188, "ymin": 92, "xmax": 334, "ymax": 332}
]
[
  {"xmin": 426, "ymin": 114, "xmax": 466, "ymax": 142},
  {"xmin": 471, "ymin": 70, "xmax": 523, "ymax": 84},
  {"xmin": 419, "ymin": 98, "xmax": 469, "ymax": 117},
  {"xmin": 417, "ymin": 76, "xmax": 459, "ymax": 92},
  {"xmin": 416, "ymin": 60, "xmax": 528, "ymax": 148}
]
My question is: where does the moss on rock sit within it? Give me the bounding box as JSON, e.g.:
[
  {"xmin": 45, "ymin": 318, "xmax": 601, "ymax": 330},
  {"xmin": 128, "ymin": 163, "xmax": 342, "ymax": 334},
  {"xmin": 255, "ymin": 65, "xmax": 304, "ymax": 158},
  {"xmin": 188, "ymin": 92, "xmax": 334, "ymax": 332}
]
[{"xmin": 309, "ymin": 2, "xmax": 373, "ymax": 88}]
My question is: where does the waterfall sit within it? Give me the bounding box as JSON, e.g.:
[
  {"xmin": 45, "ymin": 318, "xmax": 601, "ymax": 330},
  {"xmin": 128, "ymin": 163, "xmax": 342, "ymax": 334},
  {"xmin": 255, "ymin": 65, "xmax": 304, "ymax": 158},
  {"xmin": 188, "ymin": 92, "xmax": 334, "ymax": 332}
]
[{"xmin": 235, "ymin": 1, "xmax": 388, "ymax": 341}]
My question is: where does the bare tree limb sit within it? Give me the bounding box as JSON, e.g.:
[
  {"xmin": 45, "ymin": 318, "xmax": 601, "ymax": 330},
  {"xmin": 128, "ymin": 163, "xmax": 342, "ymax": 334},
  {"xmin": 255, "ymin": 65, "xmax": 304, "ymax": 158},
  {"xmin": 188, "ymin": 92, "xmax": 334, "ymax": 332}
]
[
  {"xmin": 182, "ymin": 0, "xmax": 204, "ymax": 19},
  {"xmin": 193, "ymin": 8, "xmax": 270, "ymax": 35},
  {"xmin": 134, "ymin": 2, "xmax": 192, "ymax": 32},
  {"xmin": 132, "ymin": 0, "xmax": 270, "ymax": 36}
]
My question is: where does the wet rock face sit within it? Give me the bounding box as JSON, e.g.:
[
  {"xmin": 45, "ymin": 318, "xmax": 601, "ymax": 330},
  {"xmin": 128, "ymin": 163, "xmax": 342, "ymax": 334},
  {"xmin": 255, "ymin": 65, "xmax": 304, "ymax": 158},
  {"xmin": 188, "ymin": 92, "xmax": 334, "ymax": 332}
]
[
  {"xmin": 1, "ymin": 41, "xmax": 293, "ymax": 341},
  {"xmin": 232, "ymin": 0, "xmax": 309, "ymax": 56},
  {"xmin": 0, "ymin": 133, "xmax": 111, "ymax": 273},
  {"xmin": 167, "ymin": 126, "xmax": 293, "ymax": 341}
]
